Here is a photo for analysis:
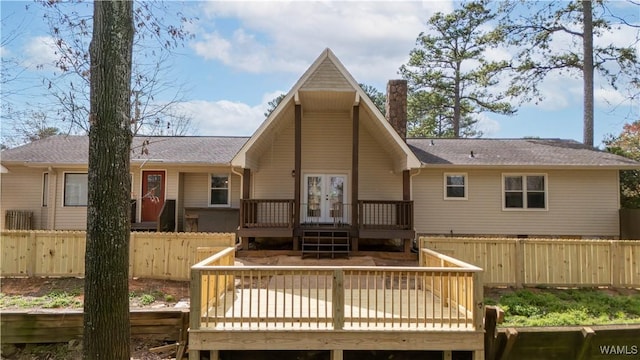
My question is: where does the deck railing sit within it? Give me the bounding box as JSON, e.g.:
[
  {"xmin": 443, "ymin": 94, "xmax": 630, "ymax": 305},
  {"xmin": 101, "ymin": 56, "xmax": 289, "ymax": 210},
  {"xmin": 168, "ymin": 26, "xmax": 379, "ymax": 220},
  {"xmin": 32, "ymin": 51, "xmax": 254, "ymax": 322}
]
[
  {"xmin": 300, "ymin": 203, "xmax": 352, "ymax": 225},
  {"xmin": 240, "ymin": 199, "xmax": 295, "ymax": 228},
  {"xmin": 239, "ymin": 199, "xmax": 413, "ymax": 231},
  {"xmin": 190, "ymin": 248, "xmax": 482, "ymax": 332},
  {"xmin": 358, "ymin": 200, "xmax": 413, "ymax": 230}
]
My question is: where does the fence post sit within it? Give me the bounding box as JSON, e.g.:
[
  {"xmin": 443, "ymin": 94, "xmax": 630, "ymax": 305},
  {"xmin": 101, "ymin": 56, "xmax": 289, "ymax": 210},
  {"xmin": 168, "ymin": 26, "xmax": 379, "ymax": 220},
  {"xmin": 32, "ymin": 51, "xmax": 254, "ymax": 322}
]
[
  {"xmin": 514, "ymin": 239, "xmax": 524, "ymax": 288},
  {"xmin": 129, "ymin": 232, "xmax": 136, "ymax": 279},
  {"xmin": 332, "ymin": 269, "xmax": 344, "ymax": 330}
]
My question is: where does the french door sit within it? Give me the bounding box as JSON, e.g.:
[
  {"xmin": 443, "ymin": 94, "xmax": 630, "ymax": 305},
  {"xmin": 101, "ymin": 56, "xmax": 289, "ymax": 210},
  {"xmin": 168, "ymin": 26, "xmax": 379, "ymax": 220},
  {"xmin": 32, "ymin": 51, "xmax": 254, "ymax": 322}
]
[{"xmin": 304, "ymin": 174, "xmax": 347, "ymax": 224}]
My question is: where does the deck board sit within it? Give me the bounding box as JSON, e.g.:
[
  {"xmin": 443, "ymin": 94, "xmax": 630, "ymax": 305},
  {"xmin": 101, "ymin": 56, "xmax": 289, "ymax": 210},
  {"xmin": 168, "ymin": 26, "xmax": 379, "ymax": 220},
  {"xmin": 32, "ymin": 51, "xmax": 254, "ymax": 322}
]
[{"xmin": 200, "ymin": 279, "xmax": 471, "ymax": 331}]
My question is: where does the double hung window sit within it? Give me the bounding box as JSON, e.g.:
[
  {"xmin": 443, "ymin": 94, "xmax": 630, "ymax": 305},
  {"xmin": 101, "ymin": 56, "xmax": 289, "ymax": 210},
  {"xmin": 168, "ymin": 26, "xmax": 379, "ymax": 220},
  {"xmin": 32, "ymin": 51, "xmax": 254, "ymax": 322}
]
[
  {"xmin": 503, "ymin": 174, "xmax": 546, "ymax": 210},
  {"xmin": 444, "ymin": 173, "xmax": 467, "ymax": 200},
  {"xmin": 210, "ymin": 174, "xmax": 230, "ymax": 206},
  {"xmin": 64, "ymin": 173, "xmax": 88, "ymax": 206}
]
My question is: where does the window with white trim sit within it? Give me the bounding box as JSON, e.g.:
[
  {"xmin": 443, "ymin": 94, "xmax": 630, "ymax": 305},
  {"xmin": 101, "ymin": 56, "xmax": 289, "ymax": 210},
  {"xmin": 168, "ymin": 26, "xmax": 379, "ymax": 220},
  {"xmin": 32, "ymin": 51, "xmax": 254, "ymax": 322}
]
[
  {"xmin": 210, "ymin": 174, "xmax": 230, "ymax": 206},
  {"xmin": 64, "ymin": 173, "xmax": 88, "ymax": 206},
  {"xmin": 42, "ymin": 173, "xmax": 49, "ymax": 207},
  {"xmin": 444, "ymin": 173, "xmax": 467, "ymax": 200},
  {"xmin": 503, "ymin": 174, "xmax": 546, "ymax": 210}
]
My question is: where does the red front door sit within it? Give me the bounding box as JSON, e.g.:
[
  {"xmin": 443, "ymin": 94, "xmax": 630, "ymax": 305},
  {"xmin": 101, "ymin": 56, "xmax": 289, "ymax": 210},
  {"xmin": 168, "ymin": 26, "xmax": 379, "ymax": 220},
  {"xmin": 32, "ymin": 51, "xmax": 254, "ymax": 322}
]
[{"xmin": 141, "ymin": 171, "xmax": 165, "ymax": 222}]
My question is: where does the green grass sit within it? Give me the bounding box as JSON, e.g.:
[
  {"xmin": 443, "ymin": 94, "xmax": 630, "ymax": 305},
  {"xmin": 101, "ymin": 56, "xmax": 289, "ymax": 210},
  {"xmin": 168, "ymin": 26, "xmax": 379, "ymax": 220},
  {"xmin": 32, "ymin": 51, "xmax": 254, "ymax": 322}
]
[
  {"xmin": 129, "ymin": 289, "xmax": 175, "ymax": 306},
  {"xmin": 0, "ymin": 290, "xmax": 83, "ymax": 309},
  {"xmin": 485, "ymin": 288, "xmax": 640, "ymax": 327}
]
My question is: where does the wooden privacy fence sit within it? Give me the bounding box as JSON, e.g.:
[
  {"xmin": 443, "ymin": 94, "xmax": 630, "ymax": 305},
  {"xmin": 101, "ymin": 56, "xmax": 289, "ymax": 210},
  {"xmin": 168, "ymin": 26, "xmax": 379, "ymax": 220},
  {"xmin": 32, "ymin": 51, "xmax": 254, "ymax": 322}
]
[
  {"xmin": 0, "ymin": 230, "xmax": 236, "ymax": 280},
  {"xmin": 420, "ymin": 237, "xmax": 640, "ymax": 288}
]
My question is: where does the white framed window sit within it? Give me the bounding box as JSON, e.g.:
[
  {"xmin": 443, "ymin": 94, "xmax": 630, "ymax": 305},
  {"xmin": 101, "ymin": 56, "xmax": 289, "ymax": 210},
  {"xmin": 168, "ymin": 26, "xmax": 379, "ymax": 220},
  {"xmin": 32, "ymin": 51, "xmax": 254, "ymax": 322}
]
[
  {"xmin": 503, "ymin": 174, "xmax": 547, "ymax": 210},
  {"xmin": 444, "ymin": 173, "xmax": 467, "ymax": 200},
  {"xmin": 42, "ymin": 173, "xmax": 49, "ymax": 207},
  {"xmin": 209, "ymin": 174, "xmax": 230, "ymax": 206},
  {"xmin": 64, "ymin": 173, "xmax": 88, "ymax": 206}
]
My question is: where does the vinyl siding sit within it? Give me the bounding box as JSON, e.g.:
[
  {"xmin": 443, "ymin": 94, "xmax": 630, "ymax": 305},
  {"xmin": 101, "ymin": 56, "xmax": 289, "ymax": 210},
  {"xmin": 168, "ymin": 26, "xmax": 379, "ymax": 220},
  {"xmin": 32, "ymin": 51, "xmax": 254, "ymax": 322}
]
[
  {"xmin": 0, "ymin": 167, "xmax": 47, "ymax": 229},
  {"xmin": 182, "ymin": 171, "xmax": 240, "ymax": 208},
  {"xmin": 301, "ymin": 112, "xmax": 351, "ymax": 171},
  {"xmin": 301, "ymin": 58, "xmax": 353, "ymax": 91},
  {"xmin": 413, "ymin": 169, "xmax": 620, "ymax": 237},
  {"xmin": 55, "ymin": 169, "xmax": 88, "ymax": 230},
  {"xmin": 252, "ymin": 110, "xmax": 402, "ymax": 200},
  {"xmin": 359, "ymin": 123, "xmax": 402, "ymax": 200},
  {"xmin": 253, "ymin": 120, "xmax": 295, "ymax": 199}
]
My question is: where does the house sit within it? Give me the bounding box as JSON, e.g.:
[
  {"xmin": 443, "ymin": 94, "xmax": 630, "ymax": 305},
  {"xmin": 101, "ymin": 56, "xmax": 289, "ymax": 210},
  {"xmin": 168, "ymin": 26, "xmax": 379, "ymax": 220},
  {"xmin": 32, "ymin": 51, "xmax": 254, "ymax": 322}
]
[{"xmin": 2, "ymin": 48, "xmax": 638, "ymax": 253}]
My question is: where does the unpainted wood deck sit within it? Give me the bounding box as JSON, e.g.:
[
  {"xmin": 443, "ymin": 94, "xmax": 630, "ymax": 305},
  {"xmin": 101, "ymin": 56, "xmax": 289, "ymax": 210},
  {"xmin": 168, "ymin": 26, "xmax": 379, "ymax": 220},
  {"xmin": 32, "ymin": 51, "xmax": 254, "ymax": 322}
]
[{"xmin": 200, "ymin": 273, "xmax": 472, "ymax": 331}]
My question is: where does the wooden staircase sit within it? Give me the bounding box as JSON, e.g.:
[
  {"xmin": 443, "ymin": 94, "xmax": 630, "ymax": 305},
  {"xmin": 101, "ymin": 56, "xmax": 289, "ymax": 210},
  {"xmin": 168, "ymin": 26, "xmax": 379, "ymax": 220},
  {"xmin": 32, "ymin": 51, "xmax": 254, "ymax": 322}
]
[{"xmin": 301, "ymin": 229, "xmax": 350, "ymax": 258}]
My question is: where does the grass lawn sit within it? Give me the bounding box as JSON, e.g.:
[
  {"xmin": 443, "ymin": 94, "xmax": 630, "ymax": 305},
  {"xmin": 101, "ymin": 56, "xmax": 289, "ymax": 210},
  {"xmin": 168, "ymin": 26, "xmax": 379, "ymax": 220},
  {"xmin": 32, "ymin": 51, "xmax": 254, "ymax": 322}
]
[{"xmin": 484, "ymin": 287, "xmax": 640, "ymax": 327}]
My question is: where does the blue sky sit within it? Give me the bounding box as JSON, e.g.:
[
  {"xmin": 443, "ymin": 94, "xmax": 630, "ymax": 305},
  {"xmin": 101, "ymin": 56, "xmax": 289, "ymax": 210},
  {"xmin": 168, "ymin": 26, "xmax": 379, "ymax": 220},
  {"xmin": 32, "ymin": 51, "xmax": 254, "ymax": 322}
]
[{"xmin": 1, "ymin": 1, "xmax": 638, "ymax": 147}]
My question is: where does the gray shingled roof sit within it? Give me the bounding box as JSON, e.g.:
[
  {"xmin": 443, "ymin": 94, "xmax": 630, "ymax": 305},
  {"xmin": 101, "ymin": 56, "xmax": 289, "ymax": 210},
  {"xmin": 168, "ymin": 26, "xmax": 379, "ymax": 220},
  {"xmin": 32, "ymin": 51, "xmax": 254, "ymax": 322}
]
[
  {"xmin": 408, "ymin": 138, "xmax": 639, "ymax": 167},
  {"xmin": 2, "ymin": 135, "xmax": 638, "ymax": 168},
  {"xmin": 1, "ymin": 135, "xmax": 250, "ymax": 165}
]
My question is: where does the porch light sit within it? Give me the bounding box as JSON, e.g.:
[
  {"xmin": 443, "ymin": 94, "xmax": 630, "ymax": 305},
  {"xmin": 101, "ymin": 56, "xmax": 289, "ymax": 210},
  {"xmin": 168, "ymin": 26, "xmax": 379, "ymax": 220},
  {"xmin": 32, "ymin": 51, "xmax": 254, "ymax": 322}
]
[{"xmin": 291, "ymin": 170, "xmax": 295, "ymax": 177}]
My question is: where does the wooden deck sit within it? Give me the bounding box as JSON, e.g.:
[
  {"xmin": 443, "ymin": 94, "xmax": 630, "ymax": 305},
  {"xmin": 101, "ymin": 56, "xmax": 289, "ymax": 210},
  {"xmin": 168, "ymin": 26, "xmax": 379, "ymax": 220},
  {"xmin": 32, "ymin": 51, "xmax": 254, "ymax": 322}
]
[
  {"xmin": 200, "ymin": 286, "xmax": 471, "ymax": 331},
  {"xmin": 189, "ymin": 248, "xmax": 485, "ymax": 360}
]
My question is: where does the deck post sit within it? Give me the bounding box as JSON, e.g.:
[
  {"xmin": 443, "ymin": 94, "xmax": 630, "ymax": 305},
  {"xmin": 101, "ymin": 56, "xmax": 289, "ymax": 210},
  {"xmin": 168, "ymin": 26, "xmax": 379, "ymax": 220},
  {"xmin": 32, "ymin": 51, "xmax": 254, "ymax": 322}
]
[
  {"xmin": 332, "ymin": 269, "xmax": 344, "ymax": 330},
  {"xmin": 472, "ymin": 271, "xmax": 484, "ymax": 331},
  {"xmin": 189, "ymin": 267, "xmax": 202, "ymax": 356},
  {"xmin": 331, "ymin": 349, "xmax": 344, "ymax": 360},
  {"xmin": 352, "ymin": 105, "xmax": 359, "ymax": 236},
  {"xmin": 294, "ymin": 104, "xmax": 302, "ymax": 251}
]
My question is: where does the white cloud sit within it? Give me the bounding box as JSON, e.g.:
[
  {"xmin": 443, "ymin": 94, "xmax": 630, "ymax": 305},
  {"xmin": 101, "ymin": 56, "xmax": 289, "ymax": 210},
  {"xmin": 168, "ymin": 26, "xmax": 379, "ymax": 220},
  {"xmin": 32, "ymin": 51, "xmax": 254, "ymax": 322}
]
[
  {"xmin": 192, "ymin": 1, "xmax": 454, "ymax": 84},
  {"xmin": 0, "ymin": 46, "xmax": 10, "ymax": 58},
  {"xmin": 21, "ymin": 36, "xmax": 58, "ymax": 71},
  {"xmin": 175, "ymin": 98, "xmax": 266, "ymax": 136},
  {"xmin": 476, "ymin": 114, "xmax": 500, "ymax": 137},
  {"xmin": 594, "ymin": 88, "xmax": 627, "ymax": 108}
]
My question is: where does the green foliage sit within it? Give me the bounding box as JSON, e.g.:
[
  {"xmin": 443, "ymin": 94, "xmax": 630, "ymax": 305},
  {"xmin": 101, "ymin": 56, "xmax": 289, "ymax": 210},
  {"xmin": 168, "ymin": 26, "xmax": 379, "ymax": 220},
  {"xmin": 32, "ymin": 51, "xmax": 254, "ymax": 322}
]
[
  {"xmin": 0, "ymin": 291, "xmax": 82, "ymax": 309},
  {"xmin": 139, "ymin": 293, "xmax": 156, "ymax": 306},
  {"xmin": 604, "ymin": 121, "xmax": 640, "ymax": 208},
  {"xmin": 400, "ymin": 0, "xmax": 515, "ymax": 138},
  {"xmin": 263, "ymin": 93, "xmax": 286, "ymax": 118},
  {"xmin": 499, "ymin": 0, "xmax": 639, "ymax": 106},
  {"xmin": 487, "ymin": 288, "xmax": 640, "ymax": 326},
  {"xmin": 129, "ymin": 289, "xmax": 171, "ymax": 306},
  {"xmin": 359, "ymin": 83, "xmax": 386, "ymax": 115}
]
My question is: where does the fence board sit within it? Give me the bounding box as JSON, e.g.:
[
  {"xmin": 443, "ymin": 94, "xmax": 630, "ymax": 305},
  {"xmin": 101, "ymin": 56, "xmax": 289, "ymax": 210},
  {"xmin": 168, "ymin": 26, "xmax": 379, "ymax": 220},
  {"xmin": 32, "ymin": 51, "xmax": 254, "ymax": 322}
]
[
  {"xmin": 421, "ymin": 238, "xmax": 517, "ymax": 286},
  {"xmin": 1, "ymin": 231, "xmax": 235, "ymax": 280},
  {"xmin": 421, "ymin": 237, "xmax": 640, "ymax": 288}
]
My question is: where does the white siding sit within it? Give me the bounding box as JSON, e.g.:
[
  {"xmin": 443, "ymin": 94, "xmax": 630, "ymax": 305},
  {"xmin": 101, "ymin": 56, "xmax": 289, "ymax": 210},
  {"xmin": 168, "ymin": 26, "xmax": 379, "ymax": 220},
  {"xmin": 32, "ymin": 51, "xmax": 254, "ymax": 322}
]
[
  {"xmin": 252, "ymin": 110, "xmax": 403, "ymax": 200},
  {"xmin": 359, "ymin": 124, "xmax": 403, "ymax": 200},
  {"xmin": 413, "ymin": 169, "xmax": 620, "ymax": 237},
  {"xmin": 0, "ymin": 167, "xmax": 47, "ymax": 229},
  {"xmin": 181, "ymin": 169, "xmax": 240, "ymax": 208},
  {"xmin": 253, "ymin": 120, "xmax": 296, "ymax": 199},
  {"xmin": 55, "ymin": 169, "xmax": 88, "ymax": 230},
  {"xmin": 301, "ymin": 112, "xmax": 351, "ymax": 171},
  {"xmin": 301, "ymin": 58, "xmax": 353, "ymax": 91}
]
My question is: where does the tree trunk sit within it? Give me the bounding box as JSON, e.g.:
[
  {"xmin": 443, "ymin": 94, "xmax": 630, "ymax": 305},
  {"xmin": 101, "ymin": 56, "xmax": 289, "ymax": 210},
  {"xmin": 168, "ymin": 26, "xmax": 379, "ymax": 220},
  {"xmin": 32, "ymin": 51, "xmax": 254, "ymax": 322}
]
[
  {"xmin": 582, "ymin": 0, "xmax": 594, "ymax": 147},
  {"xmin": 83, "ymin": 1, "xmax": 134, "ymax": 359},
  {"xmin": 453, "ymin": 62, "xmax": 462, "ymax": 138}
]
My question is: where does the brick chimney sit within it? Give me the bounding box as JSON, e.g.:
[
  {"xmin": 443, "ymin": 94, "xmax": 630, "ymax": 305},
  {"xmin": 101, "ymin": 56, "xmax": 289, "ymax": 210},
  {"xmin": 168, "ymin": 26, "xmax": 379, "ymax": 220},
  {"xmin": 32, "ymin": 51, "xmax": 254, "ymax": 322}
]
[{"xmin": 385, "ymin": 79, "xmax": 407, "ymax": 141}]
